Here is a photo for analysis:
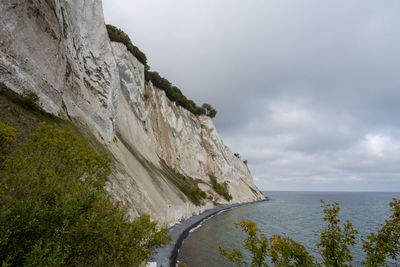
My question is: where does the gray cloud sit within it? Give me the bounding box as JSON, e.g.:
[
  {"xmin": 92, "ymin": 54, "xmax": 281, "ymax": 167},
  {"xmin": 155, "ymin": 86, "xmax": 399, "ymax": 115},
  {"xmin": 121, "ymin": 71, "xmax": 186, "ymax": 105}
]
[{"xmin": 103, "ymin": 0, "xmax": 400, "ymax": 191}]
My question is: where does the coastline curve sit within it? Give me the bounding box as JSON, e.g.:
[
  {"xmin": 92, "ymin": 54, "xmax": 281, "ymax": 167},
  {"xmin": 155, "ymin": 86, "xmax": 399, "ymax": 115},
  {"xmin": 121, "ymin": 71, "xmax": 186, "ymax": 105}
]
[{"xmin": 150, "ymin": 198, "xmax": 268, "ymax": 267}]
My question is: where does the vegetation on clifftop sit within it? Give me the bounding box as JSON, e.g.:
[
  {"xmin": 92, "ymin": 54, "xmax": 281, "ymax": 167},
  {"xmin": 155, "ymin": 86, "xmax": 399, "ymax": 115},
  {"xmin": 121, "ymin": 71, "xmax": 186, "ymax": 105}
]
[
  {"xmin": 0, "ymin": 121, "xmax": 170, "ymax": 266},
  {"xmin": 106, "ymin": 24, "xmax": 148, "ymax": 67},
  {"xmin": 106, "ymin": 24, "xmax": 217, "ymax": 118},
  {"xmin": 145, "ymin": 71, "xmax": 210, "ymax": 116}
]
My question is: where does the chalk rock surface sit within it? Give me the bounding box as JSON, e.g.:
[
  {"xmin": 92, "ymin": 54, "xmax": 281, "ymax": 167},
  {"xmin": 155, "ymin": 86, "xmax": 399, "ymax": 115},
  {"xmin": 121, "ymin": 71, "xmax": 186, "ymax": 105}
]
[{"xmin": 0, "ymin": 0, "xmax": 264, "ymax": 226}]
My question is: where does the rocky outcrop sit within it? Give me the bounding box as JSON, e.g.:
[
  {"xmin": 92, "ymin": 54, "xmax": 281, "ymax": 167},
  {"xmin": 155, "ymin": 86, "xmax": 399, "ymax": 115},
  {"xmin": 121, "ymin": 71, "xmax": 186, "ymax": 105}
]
[
  {"xmin": 0, "ymin": 0, "xmax": 117, "ymax": 140},
  {"xmin": 0, "ymin": 0, "xmax": 264, "ymax": 226}
]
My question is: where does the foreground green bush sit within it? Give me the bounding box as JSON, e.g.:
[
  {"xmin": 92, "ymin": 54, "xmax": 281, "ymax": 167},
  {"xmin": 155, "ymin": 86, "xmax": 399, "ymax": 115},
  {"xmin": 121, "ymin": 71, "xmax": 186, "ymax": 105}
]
[
  {"xmin": 220, "ymin": 199, "xmax": 400, "ymax": 266},
  {"xmin": 0, "ymin": 123, "xmax": 170, "ymax": 266},
  {"xmin": 0, "ymin": 122, "xmax": 16, "ymax": 164}
]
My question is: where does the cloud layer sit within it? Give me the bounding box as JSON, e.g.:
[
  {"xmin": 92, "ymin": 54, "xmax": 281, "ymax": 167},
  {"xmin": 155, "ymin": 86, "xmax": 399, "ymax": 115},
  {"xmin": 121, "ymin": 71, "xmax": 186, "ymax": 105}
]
[{"xmin": 103, "ymin": 0, "xmax": 400, "ymax": 191}]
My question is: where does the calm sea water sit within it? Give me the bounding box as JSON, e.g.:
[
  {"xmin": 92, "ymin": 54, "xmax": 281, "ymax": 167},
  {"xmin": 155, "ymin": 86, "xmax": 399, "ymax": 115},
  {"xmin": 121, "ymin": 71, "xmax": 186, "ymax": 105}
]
[{"xmin": 178, "ymin": 191, "xmax": 400, "ymax": 267}]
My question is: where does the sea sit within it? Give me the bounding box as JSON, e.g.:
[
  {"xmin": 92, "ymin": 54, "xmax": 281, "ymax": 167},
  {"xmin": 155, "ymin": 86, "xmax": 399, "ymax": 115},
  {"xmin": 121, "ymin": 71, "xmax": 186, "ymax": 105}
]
[{"xmin": 178, "ymin": 191, "xmax": 400, "ymax": 267}]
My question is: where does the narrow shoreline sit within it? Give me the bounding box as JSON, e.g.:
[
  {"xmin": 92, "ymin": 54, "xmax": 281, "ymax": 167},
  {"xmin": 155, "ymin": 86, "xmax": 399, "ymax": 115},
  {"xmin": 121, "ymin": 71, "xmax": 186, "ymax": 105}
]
[{"xmin": 150, "ymin": 198, "xmax": 268, "ymax": 267}]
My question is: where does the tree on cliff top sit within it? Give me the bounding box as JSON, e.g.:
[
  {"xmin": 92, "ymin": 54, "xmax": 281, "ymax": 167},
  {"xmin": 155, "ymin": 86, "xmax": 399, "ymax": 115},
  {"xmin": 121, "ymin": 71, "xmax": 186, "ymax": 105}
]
[
  {"xmin": 0, "ymin": 122, "xmax": 170, "ymax": 266},
  {"xmin": 202, "ymin": 103, "xmax": 217, "ymax": 118}
]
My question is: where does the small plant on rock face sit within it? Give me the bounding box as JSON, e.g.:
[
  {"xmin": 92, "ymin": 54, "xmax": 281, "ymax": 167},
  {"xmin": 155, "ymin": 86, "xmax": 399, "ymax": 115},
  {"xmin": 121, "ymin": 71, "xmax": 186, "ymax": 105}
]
[
  {"xmin": 159, "ymin": 160, "xmax": 207, "ymax": 206},
  {"xmin": 219, "ymin": 199, "xmax": 400, "ymax": 267},
  {"xmin": 21, "ymin": 91, "xmax": 40, "ymax": 110},
  {"xmin": 210, "ymin": 175, "xmax": 232, "ymax": 201},
  {"xmin": 178, "ymin": 260, "xmax": 190, "ymax": 267}
]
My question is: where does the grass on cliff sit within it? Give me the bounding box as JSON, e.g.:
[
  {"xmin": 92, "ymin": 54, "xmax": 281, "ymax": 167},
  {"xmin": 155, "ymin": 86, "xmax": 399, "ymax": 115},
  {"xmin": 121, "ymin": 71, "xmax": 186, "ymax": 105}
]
[
  {"xmin": 0, "ymin": 93, "xmax": 171, "ymax": 266},
  {"xmin": 210, "ymin": 175, "xmax": 232, "ymax": 201},
  {"xmin": 0, "ymin": 89, "xmax": 108, "ymax": 155},
  {"xmin": 0, "ymin": 88, "xmax": 62, "ymax": 142},
  {"xmin": 159, "ymin": 159, "xmax": 207, "ymax": 206},
  {"xmin": 116, "ymin": 132, "xmax": 207, "ymax": 206}
]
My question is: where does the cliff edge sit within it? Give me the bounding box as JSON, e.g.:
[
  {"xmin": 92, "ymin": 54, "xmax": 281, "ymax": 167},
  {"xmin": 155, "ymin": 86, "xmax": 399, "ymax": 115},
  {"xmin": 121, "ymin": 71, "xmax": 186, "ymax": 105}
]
[{"xmin": 0, "ymin": 0, "xmax": 264, "ymax": 226}]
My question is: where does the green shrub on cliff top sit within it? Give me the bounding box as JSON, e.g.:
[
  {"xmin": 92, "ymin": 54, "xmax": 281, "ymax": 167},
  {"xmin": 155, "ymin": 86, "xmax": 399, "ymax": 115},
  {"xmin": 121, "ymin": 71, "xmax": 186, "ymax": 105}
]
[
  {"xmin": 106, "ymin": 24, "xmax": 217, "ymax": 118},
  {"xmin": 145, "ymin": 71, "xmax": 201, "ymax": 113},
  {"xmin": 0, "ymin": 122, "xmax": 170, "ymax": 266},
  {"xmin": 106, "ymin": 24, "xmax": 148, "ymax": 67},
  {"xmin": 202, "ymin": 103, "xmax": 217, "ymax": 118}
]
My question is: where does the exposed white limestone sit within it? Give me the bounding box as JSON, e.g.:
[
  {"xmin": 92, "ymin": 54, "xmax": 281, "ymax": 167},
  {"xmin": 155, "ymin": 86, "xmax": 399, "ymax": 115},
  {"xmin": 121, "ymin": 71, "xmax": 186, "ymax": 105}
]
[
  {"xmin": 0, "ymin": 0, "xmax": 264, "ymax": 226},
  {"xmin": 0, "ymin": 0, "xmax": 118, "ymax": 140},
  {"xmin": 109, "ymin": 42, "xmax": 264, "ymax": 225}
]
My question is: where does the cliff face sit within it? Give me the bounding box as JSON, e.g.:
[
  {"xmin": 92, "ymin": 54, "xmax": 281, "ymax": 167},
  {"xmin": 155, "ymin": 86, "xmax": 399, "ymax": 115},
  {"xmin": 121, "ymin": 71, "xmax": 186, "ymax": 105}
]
[{"xmin": 0, "ymin": 0, "xmax": 264, "ymax": 226}]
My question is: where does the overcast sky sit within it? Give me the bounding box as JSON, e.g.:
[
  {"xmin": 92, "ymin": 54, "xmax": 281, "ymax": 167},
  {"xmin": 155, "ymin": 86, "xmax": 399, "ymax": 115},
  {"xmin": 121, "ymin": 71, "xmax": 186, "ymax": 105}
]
[{"xmin": 103, "ymin": 0, "xmax": 400, "ymax": 192}]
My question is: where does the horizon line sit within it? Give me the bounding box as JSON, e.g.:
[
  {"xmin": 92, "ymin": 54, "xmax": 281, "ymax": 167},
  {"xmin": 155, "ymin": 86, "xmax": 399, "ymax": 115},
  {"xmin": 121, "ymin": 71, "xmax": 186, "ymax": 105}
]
[{"xmin": 260, "ymin": 190, "xmax": 400, "ymax": 193}]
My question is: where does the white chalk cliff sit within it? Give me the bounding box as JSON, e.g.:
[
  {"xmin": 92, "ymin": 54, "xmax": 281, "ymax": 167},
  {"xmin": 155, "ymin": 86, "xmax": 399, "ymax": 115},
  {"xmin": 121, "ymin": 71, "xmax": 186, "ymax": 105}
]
[{"xmin": 0, "ymin": 0, "xmax": 264, "ymax": 226}]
